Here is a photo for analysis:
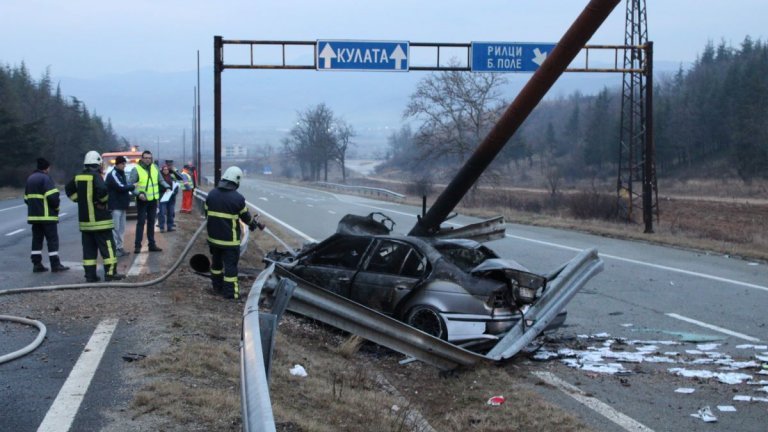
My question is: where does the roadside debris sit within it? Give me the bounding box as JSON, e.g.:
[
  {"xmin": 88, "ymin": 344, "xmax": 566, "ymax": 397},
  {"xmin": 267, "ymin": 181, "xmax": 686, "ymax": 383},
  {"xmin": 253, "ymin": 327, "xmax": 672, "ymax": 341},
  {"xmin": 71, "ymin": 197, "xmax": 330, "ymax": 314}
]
[
  {"xmin": 675, "ymin": 388, "xmax": 695, "ymax": 394},
  {"xmin": 717, "ymin": 405, "xmax": 737, "ymax": 412},
  {"xmin": 690, "ymin": 406, "xmax": 717, "ymax": 423},
  {"xmin": 486, "ymin": 395, "xmax": 506, "ymax": 406},
  {"xmin": 289, "ymin": 364, "xmax": 307, "ymax": 377},
  {"xmin": 122, "ymin": 353, "xmax": 146, "ymax": 362}
]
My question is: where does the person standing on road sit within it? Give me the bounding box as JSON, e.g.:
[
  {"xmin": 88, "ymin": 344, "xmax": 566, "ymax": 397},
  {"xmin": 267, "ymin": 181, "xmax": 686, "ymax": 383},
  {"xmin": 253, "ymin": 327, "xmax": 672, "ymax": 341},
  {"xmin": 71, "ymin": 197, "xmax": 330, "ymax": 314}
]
[
  {"xmin": 179, "ymin": 164, "xmax": 195, "ymax": 213},
  {"xmin": 205, "ymin": 166, "xmax": 264, "ymax": 300},
  {"xmin": 129, "ymin": 150, "xmax": 162, "ymax": 253},
  {"xmin": 105, "ymin": 155, "xmax": 135, "ymax": 257},
  {"xmin": 163, "ymin": 159, "xmax": 183, "ymax": 230},
  {"xmin": 24, "ymin": 157, "xmax": 70, "ymax": 273},
  {"xmin": 156, "ymin": 164, "xmax": 174, "ymax": 232},
  {"xmin": 65, "ymin": 151, "xmax": 124, "ymax": 282}
]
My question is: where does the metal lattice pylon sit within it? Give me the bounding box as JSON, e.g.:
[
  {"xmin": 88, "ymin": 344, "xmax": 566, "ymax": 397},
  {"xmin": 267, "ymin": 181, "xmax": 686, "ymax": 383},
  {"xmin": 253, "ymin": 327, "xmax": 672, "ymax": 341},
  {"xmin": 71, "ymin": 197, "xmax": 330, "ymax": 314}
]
[{"xmin": 617, "ymin": 0, "xmax": 658, "ymax": 232}]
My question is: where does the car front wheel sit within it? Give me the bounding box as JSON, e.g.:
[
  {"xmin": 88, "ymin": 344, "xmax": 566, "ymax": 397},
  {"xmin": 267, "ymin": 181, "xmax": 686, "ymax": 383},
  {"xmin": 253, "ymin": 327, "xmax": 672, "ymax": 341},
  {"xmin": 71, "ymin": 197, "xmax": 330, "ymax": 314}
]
[{"xmin": 405, "ymin": 305, "xmax": 447, "ymax": 340}]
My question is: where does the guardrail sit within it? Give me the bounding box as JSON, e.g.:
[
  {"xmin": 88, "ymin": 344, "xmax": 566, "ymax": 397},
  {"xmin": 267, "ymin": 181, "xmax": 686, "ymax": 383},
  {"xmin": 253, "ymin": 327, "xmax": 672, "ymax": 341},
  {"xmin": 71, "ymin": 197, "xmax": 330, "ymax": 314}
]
[{"xmin": 315, "ymin": 182, "xmax": 405, "ymax": 200}]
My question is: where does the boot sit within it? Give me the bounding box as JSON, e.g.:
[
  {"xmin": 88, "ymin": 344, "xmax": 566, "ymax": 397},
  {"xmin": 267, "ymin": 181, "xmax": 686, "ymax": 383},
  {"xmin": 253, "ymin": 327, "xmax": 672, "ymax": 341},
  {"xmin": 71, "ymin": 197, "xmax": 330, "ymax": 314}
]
[
  {"xmin": 33, "ymin": 262, "xmax": 49, "ymax": 273},
  {"xmin": 50, "ymin": 256, "xmax": 70, "ymax": 272},
  {"xmin": 105, "ymin": 273, "xmax": 126, "ymax": 281},
  {"xmin": 85, "ymin": 267, "xmax": 100, "ymax": 283}
]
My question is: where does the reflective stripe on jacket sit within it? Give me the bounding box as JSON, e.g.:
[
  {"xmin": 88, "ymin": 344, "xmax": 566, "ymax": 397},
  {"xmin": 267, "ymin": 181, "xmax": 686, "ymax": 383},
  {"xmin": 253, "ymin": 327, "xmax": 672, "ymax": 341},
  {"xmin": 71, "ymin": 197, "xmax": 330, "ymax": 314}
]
[
  {"xmin": 24, "ymin": 170, "xmax": 60, "ymax": 223},
  {"xmin": 65, "ymin": 168, "xmax": 114, "ymax": 232},
  {"xmin": 134, "ymin": 163, "xmax": 160, "ymax": 201},
  {"xmin": 205, "ymin": 187, "xmax": 254, "ymax": 248}
]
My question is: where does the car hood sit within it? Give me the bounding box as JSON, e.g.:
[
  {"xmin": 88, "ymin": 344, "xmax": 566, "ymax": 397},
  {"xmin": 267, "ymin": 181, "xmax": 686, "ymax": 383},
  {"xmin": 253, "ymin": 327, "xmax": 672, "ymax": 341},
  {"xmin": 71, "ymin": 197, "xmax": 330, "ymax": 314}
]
[{"xmin": 470, "ymin": 258, "xmax": 529, "ymax": 274}]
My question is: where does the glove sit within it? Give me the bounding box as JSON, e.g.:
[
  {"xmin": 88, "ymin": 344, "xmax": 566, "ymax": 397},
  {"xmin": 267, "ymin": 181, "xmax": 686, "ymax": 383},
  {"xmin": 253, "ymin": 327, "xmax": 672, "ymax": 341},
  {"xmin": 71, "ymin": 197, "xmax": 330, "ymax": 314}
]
[{"xmin": 248, "ymin": 219, "xmax": 265, "ymax": 231}]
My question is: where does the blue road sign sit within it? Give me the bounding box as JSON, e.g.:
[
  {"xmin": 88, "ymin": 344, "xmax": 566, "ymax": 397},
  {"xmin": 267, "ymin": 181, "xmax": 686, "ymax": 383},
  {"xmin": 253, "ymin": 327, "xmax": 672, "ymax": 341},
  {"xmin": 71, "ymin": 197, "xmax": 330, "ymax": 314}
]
[
  {"xmin": 471, "ymin": 42, "xmax": 556, "ymax": 72},
  {"xmin": 316, "ymin": 40, "xmax": 409, "ymax": 71}
]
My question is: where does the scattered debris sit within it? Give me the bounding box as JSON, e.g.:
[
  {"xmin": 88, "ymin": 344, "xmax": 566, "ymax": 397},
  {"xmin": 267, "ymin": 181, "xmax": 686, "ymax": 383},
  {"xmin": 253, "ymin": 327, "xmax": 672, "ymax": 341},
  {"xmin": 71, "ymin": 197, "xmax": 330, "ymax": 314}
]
[
  {"xmin": 690, "ymin": 406, "xmax": 717, "ymax": 423},
  {"xmin": 735, "ymin": 344, "xmax": 767, "ymax": 350},
  {"xmin": 733, "ymin": 395, "xmax": 768, "ymax": 403},
  {"xmin": 122, "ymin": 353, "xmax": 146, "ymax": 362},
  {"xmin": 486, "ymin": 395, "xmax": 505, "ymax": 406},
  {"xmin": 696, "ymin": 343, "xmax": 720, "ymax": 351},
  {"xmin": 717, "ymin": 405, "xmax": 737, "ymax": 412},
  {"xmin": 289, "ymin": 364, "xmax": 307, "ymax": 377},
  {"xmin": 668, "ymin": 368, "xmax": 752, "ymax": 384},
  {"xmin": 674, "ymin": 387, "xmax": 695, "ymax": 394}
]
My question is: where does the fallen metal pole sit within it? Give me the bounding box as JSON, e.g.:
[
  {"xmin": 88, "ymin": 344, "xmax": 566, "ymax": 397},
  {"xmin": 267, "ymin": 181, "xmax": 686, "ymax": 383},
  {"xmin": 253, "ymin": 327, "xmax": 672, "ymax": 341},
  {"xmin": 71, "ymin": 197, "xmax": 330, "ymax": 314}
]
[{"xmin": 410, "ymin": 0, "xmax": 622, "ymax": 236}]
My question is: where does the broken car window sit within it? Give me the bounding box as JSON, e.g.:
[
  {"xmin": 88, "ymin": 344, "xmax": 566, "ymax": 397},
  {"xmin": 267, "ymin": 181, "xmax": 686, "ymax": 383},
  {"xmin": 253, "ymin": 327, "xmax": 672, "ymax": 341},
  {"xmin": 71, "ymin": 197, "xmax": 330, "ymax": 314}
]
[{"xmin": 305, "ymin": 237, "xmax": 372, "ymax": 269}]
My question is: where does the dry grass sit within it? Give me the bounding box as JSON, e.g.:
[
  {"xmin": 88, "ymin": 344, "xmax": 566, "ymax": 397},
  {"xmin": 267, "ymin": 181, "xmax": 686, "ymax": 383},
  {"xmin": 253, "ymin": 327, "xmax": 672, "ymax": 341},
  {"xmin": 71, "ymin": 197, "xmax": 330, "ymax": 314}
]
[
  {"xmin": 350, "ymin": 177, "xmax": 768, "ymax": 262},
  {"xmin": 0, "ymin": 186, "xmax": 23, "ymax": 200}
]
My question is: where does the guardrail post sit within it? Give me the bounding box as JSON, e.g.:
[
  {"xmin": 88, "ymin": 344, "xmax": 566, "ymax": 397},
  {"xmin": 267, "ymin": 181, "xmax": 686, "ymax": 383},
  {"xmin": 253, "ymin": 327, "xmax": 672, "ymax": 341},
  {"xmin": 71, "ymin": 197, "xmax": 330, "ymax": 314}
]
[{"xmin": 258, "ymin": 313, "xmax": 277, "ymax": 379}]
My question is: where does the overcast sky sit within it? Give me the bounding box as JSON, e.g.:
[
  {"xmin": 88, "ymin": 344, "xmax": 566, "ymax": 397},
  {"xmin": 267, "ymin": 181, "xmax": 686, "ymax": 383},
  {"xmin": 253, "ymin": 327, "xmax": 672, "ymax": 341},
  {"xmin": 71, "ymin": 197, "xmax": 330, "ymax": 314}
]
[{"xmin": 3, "ymin": 0, "xmax": 766, "ymax": 79}]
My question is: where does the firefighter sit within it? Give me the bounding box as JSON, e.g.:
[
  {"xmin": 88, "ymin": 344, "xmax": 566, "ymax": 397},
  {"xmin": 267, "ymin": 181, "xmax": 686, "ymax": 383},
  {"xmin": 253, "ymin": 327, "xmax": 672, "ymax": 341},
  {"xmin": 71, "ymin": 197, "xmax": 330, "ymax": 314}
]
[
  {"xmin": 65, "ymin": 151, "xmax": 125, "ymax": 282},
  {"xmin": 205, "ymin": 166, "xmax": 264, "ymax": 299},
  {"xmin": 24, "ymin": 157, "xmax": 69, "ymax": 272}
]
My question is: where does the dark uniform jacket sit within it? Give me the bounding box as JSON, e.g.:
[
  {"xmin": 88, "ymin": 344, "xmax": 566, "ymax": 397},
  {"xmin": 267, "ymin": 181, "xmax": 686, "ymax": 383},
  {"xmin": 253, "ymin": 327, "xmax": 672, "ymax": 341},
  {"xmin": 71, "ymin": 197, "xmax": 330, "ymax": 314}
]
[
  {"xmin": 205, "ymin": 184, "xmax": 256, "ymax": 248},
  {"xmin": 24, "ymin": 170, "xmax": 60, "ymax": 224},
  {"xmin": 105, "ymin": 168, "xmax": 134, "ymax": 210},
  {"xmin": 65, "ymin": 167, "xmax": 114, "ymax": 232}
]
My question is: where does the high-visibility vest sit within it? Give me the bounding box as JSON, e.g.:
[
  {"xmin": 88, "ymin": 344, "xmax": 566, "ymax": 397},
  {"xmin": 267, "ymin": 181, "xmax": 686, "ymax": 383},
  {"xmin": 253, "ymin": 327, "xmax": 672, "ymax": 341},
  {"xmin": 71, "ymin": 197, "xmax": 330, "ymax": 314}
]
[
  {"xmin": 134, "ymin": 163, "xmax": 160, "ymax": 201},
  {"xmin": 180, "ymin": 169, "xmax": 194, "ymax": 191}
]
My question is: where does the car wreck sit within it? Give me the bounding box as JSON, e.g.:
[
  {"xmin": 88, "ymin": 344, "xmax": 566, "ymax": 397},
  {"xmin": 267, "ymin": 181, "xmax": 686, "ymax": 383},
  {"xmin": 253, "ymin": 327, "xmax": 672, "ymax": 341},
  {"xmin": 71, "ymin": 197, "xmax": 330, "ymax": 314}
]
[{"xmin": 254, "ymin": 212, "xmax": 603, "ymax": 369}]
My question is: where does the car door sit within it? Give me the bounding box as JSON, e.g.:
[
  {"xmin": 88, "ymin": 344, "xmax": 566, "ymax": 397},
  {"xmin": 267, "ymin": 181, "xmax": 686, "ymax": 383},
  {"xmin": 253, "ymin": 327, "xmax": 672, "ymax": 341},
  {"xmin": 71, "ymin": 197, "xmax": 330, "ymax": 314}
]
[
  {"xmin": 351, "ymin": 239, "xmax": 427, "ymax": 314},
  {"xmin": 294, "ymin": 236, "xmax": 372, "ymax": 298}
]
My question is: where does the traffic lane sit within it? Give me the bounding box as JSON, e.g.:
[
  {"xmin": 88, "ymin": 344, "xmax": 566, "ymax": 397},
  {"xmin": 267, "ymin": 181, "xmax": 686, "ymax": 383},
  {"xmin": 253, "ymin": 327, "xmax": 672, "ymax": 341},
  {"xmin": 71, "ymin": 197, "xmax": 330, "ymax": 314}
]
[
  {"xmin": 501, "ymin": 222, "xmax": 767, "ymax": 288},
  {"xmin": 0, "ymin": 318, "xmax": 98, "ymax": 432}
]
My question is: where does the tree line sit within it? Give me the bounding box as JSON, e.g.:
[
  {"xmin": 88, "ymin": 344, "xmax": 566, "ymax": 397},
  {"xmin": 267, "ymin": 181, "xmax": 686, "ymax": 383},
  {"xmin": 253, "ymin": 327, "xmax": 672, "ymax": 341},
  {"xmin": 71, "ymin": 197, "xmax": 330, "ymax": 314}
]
[
  {"xmin": 0, "ymin": 63, "xmax": 125, "ymax": 186},
  {"xmin": 380, "ymin": 36, "xmax": 768, "ymax": 184}
]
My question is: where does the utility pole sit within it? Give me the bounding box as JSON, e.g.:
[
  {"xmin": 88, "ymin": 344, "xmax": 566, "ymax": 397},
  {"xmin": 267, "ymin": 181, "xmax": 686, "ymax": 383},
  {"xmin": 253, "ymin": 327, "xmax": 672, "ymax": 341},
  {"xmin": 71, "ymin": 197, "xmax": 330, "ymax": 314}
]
[{"xmin": 617, "ymin": 0, "xmax": 658, "ymax": 232}]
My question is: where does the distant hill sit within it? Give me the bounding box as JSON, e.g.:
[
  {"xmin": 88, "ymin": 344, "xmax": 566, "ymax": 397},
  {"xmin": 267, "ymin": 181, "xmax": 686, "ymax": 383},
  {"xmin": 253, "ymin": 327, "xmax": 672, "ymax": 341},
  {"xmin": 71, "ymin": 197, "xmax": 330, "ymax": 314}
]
[{"xmin": 56, "ymin": 61, "xmax": 687, "ymax": 158}]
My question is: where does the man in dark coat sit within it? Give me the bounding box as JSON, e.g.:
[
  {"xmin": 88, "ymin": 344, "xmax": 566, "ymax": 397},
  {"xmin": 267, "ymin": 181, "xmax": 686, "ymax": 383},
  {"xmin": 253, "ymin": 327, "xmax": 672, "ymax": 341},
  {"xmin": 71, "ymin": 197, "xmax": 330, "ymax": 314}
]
[
  {"xmin": 106, "ymin": 155, "xmax": 135, "ymax": 256},
  {"xmin": 24, "ymin": 157, "xmax": 69, "ymax": 272}
]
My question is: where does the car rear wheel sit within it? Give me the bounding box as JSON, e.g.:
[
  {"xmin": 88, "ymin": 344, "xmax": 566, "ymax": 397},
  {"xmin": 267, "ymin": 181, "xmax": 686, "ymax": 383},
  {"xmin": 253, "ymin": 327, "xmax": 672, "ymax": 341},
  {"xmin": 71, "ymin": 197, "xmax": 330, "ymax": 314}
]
[{"xmin": 406, "ymin": 305, "xmax": 447, "ymax": 340}]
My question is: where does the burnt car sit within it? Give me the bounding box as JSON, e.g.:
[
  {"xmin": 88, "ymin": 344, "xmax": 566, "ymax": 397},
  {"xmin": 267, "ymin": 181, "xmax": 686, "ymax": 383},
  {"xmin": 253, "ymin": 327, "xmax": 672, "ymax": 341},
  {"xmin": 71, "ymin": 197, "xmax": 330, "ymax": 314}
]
[{"xmin": 264, "ymin": 213, "xmax": 562, "ymax": 343}]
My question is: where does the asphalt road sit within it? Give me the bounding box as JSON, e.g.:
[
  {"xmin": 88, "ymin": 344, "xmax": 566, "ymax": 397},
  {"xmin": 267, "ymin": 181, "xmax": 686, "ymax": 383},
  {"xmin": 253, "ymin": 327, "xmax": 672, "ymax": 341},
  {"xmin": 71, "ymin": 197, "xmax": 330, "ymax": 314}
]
[
  {"xmin": 0, "ymin": 197, "xmax": 175, "ymax": 432},
  {"xmin": 239, "ymin": 178, "xmax": 768, "ymax": 432},
  {"xmin": 2, "ymin": 182, "xmax": 766, "ymax": 431}
]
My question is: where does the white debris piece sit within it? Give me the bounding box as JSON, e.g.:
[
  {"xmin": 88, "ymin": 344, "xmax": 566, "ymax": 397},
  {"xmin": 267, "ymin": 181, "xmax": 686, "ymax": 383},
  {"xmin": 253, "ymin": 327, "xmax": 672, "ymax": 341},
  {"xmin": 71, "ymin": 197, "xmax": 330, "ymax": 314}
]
[
  {"xmin": 733, "ymin": 395, "xmax": 768, "ymax": 403},
  {"xmin": 668, "ymin": 368, "xmax": 752, "ymax": 384},
  {"xmin": 759, "ymin": 386, "xmax": 768, "ymax": 393},
  {"xmin": 697, "ymin": 343, "xmax": 720, "ymax": 351},
  {"xmin": 532, "ymin": 350, "xmax": 559, "ymax": 360},
  {"xmin": 289, "ymin": 364, "xmax": 308, "ymax": 377},
  {"xmin": 664, "ymin": 351, "xmax": 680, "ymax": 356},
  {"xmin": 644, "ymin": 356, "xmax": 677, "ymax": 363},
  {"xmin": 686, "ymin": 349, "xmax": 704, "ymax": 355},
  {"xmin": 717, "ymin": 405, "xmax": 737, "ymax": 412},
  {"xmin": 690, "ymin": 406, "xmax": 717, "ymax": 423},
  {"xmin": 581, "ymin": 362, "xmax": 625, "ymax": 374},
  {"xmin": 735, "ymin": 344, "xmax": 767, "ymax": 350},
  {"xmin": 636, "ymin": 344, "xmax": 658, "ymax": 352},
  {"xmin": 592, "ymin": 332, "xmax": 611, "ymax": 338},
  {"xmin": 746, "ymin": 380, "xmax": 768, "ymax": 385},
  {"xmin": 756, "ymin": 355, "xmax": 768, "ymax": 362},
  {"xmin": 620, "ymin": 323, "xmax": 634, "ymax": 327},
  {"xmin": 675, "ymin": 387, "xmax": 695, "ymax": 394}
]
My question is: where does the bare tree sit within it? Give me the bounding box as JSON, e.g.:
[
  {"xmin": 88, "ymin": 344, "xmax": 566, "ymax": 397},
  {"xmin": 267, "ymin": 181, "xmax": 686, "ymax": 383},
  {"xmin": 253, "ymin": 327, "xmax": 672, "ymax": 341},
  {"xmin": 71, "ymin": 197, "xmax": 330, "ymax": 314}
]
[
  {"xmin": 403, "ymin": 66, "xmax": 508, "ymax": 165},
  {"xmin": 282, "ymin": 103, "xmax": 351, "ymax": 182}
]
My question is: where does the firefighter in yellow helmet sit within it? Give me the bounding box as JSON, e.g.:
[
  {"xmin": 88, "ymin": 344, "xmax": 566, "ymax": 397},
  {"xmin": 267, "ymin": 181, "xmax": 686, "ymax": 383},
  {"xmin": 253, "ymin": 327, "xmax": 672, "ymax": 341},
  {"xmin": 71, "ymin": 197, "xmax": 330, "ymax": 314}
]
[
  {"xmin": 65, "ymin": 151, "xmax": 125, "ymax": 282},
  {"xmin": 204, "ymin": 166, "xmax": 264, "ymax": 299}
]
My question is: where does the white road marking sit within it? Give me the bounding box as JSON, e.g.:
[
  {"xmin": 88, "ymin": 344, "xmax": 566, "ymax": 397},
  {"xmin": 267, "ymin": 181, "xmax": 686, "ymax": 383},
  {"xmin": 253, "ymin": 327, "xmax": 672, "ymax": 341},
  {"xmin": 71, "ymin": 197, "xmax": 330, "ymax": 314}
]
[
  {"xmin": 666, "ymin": 313, "xmax": 761, "ymax": 342},
  {"xmin": 532, "ymin": 371, "xmax": 655, "ymax": 432},
  {"xmin": 245, "ymin": 200, "xmax": 315, "ymax": 242},
  {"xmin": 504, "ymin": 233, "xmax": 768, "ymax": 293},
  {"xmin": 37, "ymin": 318, "xmax": 118, "ymax": 432},
  {"xmin": 0, "ymin": 204, "xmax": 25, "ymax": 212},
  {"xmin": 6, "ymin": 228, "xmax": 25, "ymax": 236},
  {"xmin": 127, "ymin": 251, "xmax": 149, "ymax": 276}
]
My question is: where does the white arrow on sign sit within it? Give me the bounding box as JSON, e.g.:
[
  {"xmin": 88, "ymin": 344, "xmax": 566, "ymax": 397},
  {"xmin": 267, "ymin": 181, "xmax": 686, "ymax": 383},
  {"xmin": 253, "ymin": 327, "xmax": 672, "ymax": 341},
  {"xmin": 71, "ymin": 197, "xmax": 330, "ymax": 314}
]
[
  {"xmin": 532, "ymin": 47, "xmax": 548, "ymax": 66},
  {"xmin": 390, "ymin": 44, "xmax": 407, "ymax": 70},
  {"xmin": 318, "ymin": 43, "xmax": 337, "ymax": 69}
]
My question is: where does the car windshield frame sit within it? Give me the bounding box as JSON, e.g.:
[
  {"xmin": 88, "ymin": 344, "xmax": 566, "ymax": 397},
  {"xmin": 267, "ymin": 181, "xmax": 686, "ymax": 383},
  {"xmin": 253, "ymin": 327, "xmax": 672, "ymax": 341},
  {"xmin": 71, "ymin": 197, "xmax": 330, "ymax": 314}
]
[{"xmin": 432, "ymin": 242, "xmax": 498, "ymax": 272}]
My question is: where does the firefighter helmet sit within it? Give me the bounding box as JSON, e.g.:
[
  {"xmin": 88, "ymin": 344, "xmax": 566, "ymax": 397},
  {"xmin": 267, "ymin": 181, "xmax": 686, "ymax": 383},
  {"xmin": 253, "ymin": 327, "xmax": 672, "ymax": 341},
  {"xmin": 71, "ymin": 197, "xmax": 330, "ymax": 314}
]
[
  {"xmin": 83, "ymin": 150, "xmax": 102, "ymax": 166},
  {"xmin": 221, "ymin": 166, "xmax": 243, "ymax": 185}
]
